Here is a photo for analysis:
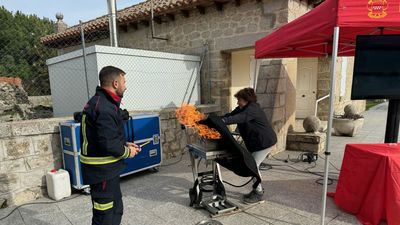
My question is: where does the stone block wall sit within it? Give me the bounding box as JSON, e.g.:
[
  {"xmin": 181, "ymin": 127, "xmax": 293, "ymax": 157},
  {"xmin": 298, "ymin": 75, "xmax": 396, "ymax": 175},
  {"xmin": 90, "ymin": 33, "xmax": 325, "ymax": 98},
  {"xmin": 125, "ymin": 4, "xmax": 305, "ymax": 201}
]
[
  {"xmin": 256, "ymin": 58, "xmax": 297, "ymax": 153},
  {"xmin": 0, "ymin": 105, "xmax": 219, "ymax": 206},
  {"xmin": 286, "ymin": 132, "xmax": 326, "ymax": 154},
  {"xmin": 316, "ymin": 57, "xmax": 366, "ymax": 120},
  {"xmin": 0, "ymin": 118, "xmax": 64, "ymax": 206},
  {"xmin": 338, "ymin": 57, "xmax": 366, "ymax": 114},
  {"xmin": 28, "ymin": 96, "xmax": 52, "ymax": 107}
]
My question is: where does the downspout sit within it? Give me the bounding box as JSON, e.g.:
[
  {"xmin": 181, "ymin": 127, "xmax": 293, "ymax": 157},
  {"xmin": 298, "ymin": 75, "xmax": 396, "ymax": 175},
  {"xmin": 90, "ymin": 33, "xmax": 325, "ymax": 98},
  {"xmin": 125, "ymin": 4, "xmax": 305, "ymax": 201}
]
[
  {"xmin": 107, "ymin": 0, "xmax": 118, "ymax": 47},
  {"xmin": 151, "ymin": 0, "xmax": 168, "ymax": 41}
]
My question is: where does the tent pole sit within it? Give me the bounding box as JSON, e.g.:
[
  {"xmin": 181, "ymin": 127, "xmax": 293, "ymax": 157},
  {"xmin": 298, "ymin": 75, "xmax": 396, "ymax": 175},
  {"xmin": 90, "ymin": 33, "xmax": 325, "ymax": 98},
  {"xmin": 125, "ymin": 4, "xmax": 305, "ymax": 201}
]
[{"xmin": 320, "ymin": 26, "xmax": 340, "ymax": 225}]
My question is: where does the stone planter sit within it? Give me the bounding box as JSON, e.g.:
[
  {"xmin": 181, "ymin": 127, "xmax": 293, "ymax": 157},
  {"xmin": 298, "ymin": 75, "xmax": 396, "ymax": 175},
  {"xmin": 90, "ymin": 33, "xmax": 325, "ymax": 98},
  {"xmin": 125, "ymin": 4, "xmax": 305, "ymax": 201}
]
[{"xmin": 332, "ymin": 117, "xmax": 364, "ymax": 137}]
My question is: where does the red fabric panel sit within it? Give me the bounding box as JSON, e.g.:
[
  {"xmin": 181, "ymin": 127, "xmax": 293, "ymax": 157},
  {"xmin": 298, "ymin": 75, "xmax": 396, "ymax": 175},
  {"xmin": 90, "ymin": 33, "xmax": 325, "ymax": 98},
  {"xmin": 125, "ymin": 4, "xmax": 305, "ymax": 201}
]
[
  {"xmin": 385, "ymin": 152, "xmax": 400, "ymax": 225},
  {"xmin": 333, "ymin": 144, "xmax": 400, "ymax": 225}
]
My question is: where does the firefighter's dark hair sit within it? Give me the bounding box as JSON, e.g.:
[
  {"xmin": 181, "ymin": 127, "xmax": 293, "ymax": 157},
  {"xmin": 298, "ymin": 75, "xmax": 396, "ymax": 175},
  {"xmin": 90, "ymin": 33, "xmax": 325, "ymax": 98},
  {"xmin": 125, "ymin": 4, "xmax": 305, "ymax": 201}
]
[{"xmin": 99, "ymin": 66, "xmax": 126, "ymax": 87}]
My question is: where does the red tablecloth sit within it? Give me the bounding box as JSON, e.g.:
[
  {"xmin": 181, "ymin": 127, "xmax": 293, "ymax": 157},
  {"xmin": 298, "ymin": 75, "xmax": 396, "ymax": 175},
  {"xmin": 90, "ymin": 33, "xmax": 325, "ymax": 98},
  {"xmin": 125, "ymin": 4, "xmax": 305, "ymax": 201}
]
[{"xmin": 331, "ymin": 144, "xmax": 400, "ymax": 225}]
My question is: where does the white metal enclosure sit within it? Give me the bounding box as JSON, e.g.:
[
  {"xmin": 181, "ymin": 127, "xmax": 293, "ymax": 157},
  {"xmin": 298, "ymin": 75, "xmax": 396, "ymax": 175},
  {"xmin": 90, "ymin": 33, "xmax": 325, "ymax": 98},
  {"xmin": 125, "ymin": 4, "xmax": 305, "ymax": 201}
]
[{"xmin": 47, "ymin": 45, "xmax": 201, "ymax": 117}]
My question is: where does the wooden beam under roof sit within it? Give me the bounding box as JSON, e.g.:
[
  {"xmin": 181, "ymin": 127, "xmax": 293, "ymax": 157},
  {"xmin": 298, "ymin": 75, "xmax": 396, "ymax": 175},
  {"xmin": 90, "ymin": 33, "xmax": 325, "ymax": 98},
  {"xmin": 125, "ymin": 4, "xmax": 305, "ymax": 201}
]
[
  {"xmin": 234, "ymin": 0, "xmax": 240, "ymax": 6},
  {"xmin": 129, "ymin": 22, "xmax": 138, "ymax": 30},
  {"xmin": 196, "ymin": 5, "xmax": 206, "ymax": 14},
  {"xmin": 119, "ymin": 24, "xmax": 128, "ymax": 32},
  {"xmin": 214, "ymin": 1, "xmax": 224, "ymax": 11},
  {"xmin": 166, "ymin": 13, "xmax": 175, "ymax": 21},
  {"xmin": 181, "ymin": 9, "xmax": 190, "ymax": 18},
  {"xmin": 140, "ymin": 20, "xmax": 150, "ymax": 27},
  {"xmin": 153, "ymin": 16, "xmax": 162, "ymax": 24}
]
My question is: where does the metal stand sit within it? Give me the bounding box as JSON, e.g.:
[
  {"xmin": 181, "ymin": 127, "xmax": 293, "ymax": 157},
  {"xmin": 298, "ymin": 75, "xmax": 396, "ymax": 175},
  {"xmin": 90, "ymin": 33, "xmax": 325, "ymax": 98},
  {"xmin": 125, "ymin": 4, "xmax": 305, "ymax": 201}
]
[
  {"xmin": 187, "ymin": 144, "xmax": 238, "ymax": 216},
  {"xmin": 385, "ymin": 99, "xmax": 400, "ymax": 143}
]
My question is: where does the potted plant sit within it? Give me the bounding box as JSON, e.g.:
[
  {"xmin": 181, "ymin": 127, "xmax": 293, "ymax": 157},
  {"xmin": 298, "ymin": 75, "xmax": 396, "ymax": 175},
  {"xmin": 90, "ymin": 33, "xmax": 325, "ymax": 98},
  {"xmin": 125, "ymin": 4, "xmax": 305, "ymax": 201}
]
[{"xmin": 332, "ymin": 104, "xmax": 364, "ymax": 137}]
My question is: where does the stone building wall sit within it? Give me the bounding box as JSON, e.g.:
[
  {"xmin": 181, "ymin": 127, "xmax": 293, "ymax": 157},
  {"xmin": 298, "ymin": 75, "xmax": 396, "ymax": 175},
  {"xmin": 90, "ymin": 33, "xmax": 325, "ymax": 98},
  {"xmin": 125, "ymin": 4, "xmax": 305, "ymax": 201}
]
[
  {"xmin": 317, "ymin": 57, "xmax": 365, "ymax": 120},
  {"xmin": 0, "ymin": 105, "xmax": 218, "ymax": 206},
  {"xmin": 338, "ymin": 57, "xmax": 366, "ymax": 115},
  {"xmin": 288, "ymin": 0, "xmax": 312, "ymax": 22},
  {"xmin": 256, "ymin": 58, "xmax": 297, "ymax": 154}
]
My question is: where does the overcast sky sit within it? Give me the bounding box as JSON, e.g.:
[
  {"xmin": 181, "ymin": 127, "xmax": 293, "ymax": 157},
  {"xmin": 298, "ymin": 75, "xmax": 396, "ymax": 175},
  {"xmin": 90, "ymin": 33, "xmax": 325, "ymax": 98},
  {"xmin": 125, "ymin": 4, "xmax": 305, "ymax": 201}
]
[{"xmin": 0, "ymin": 0, "xmax": 144, "ymax": 26}]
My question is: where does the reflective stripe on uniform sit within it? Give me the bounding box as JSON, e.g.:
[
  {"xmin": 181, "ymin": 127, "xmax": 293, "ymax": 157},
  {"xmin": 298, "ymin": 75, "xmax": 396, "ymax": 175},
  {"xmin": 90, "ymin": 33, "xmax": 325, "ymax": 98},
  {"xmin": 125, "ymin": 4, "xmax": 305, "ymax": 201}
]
[
  {"xmin": 82, "ymin": 114, "xmax": 88, "ymax": 155},
  {"xmin": 122, "ymin": 146, "xmax": 130, "ymax": 159},
  {"xmin": 93, "ymin": 201, "xmax": 113, "ymax": 211},
  {"xmin": 80, "ymin": 147, "xmax": 130, "ymax": 165},
  {"xmin": 80, "ymin": 155, "xmax": 121, "ymax": 165}
]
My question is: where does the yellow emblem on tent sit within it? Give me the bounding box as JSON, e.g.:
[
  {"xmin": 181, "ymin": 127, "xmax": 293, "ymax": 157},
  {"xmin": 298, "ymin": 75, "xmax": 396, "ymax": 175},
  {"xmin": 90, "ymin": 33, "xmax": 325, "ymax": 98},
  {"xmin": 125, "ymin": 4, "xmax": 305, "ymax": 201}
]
[{"xmin": 367, "ymin": 0, "xmax": 388, "ymax": 19}]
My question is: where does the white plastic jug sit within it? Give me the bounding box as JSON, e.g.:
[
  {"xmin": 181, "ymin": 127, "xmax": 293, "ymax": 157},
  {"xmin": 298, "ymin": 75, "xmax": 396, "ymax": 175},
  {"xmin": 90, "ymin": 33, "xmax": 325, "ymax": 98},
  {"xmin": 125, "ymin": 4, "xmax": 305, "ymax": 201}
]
[{"xmin": 46, "ymin": 169, "xmax": 71, "ymax": 201}]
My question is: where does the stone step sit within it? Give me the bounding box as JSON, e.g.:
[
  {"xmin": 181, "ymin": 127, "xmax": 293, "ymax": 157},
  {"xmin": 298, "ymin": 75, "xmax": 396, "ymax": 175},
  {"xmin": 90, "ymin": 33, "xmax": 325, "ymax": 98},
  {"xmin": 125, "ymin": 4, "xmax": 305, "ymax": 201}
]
[{"xmin": 286, "ymin": 131, "xmax": 326, "ymax": 154}]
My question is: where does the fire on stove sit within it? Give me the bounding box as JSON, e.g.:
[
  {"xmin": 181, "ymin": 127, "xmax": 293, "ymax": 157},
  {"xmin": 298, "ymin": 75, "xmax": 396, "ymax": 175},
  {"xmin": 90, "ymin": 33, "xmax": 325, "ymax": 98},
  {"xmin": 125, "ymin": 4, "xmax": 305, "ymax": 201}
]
[
  {"xmin": 175, "ymin": 105, "xmax": 221, "ymax": 150},
  {"xmin": 175, "ymin": 105, "xmax": 221, "ymax": 139}
]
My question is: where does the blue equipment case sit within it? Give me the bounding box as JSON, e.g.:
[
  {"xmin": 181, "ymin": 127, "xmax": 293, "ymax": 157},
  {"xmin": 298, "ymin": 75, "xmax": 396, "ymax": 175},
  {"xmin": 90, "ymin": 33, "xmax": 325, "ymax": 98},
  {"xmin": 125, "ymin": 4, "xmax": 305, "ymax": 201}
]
[{"xmin": 59, "ymin": 113, "xmax": 162, "ymax": 190}]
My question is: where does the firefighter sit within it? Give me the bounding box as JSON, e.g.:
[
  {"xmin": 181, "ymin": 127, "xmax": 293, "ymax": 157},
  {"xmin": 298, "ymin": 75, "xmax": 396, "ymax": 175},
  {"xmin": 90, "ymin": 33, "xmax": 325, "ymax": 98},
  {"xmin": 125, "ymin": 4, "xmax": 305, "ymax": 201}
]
[{"xmin": 80, "ymin": 66, "xmax": 140, "ymax": 225}]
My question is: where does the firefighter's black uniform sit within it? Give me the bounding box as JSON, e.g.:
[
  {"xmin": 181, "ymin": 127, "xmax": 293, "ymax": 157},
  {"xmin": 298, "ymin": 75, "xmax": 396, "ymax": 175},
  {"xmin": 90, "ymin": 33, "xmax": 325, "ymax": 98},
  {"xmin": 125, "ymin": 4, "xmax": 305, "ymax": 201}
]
[{"xmin": 80, "ymin": 86, "xmax": 131, "ymax": 225}]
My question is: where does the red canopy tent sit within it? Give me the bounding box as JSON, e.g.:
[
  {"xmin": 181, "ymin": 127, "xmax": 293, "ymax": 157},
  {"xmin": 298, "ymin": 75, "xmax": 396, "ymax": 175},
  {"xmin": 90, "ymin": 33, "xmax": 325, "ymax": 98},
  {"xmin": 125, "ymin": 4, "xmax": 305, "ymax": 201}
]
[
  {"xmin": 255, "ymin": 0, "xmax": 400, "ymax": 224},
  {"xmin": 256, "ymin": 0, "xmax": 400, "ymax": 58}
]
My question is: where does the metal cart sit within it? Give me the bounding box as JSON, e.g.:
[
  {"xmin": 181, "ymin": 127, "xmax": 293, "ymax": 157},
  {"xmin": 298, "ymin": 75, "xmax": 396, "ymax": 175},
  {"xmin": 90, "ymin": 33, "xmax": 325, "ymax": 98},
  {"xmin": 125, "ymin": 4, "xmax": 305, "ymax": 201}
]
[{"xmin": 187, "ymin": 143, "xmax": 238, "ymax": 216}]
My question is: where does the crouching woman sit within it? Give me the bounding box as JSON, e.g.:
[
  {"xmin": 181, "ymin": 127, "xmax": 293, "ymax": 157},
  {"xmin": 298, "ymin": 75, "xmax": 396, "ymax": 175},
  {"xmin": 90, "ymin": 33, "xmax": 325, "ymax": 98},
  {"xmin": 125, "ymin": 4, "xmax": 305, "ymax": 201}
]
[{"xmin": 222, "ymin": 87, "xmax": 277, "ymax": 203}]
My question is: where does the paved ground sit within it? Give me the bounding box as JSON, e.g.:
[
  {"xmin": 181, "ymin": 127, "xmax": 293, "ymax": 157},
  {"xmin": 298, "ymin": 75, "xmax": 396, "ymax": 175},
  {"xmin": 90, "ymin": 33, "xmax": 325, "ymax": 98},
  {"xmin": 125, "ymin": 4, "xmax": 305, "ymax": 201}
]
[{"xmin": 0, "ymin": 103, "xmax": 390, "ymax": 225}]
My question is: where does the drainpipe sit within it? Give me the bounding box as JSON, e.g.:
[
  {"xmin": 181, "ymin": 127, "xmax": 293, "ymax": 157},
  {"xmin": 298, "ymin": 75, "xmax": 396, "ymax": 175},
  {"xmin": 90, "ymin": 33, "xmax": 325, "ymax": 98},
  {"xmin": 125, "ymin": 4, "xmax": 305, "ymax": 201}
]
[
  {"xmin": 151, "ymin": 0, "xmax": 168, "ymax": 41},
  {"xmin": 107, "ymin": 0, "xmax": 118, "ymax": 47}
]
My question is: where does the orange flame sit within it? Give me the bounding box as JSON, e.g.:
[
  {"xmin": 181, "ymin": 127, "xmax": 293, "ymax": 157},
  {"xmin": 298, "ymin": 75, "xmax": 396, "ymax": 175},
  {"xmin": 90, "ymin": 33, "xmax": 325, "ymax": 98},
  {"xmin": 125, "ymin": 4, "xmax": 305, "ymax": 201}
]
[{"xmin": 176, "ymin": 105, "xmax": 221, "ymax": 139}]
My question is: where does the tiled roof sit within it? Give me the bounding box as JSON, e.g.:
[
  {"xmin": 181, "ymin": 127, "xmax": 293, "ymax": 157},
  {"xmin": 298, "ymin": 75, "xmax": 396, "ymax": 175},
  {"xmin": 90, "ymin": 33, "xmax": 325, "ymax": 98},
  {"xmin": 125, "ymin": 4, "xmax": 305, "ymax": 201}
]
[{"xmin": 40, "ymin": 0, "xmax": 215, "ymax": 47}]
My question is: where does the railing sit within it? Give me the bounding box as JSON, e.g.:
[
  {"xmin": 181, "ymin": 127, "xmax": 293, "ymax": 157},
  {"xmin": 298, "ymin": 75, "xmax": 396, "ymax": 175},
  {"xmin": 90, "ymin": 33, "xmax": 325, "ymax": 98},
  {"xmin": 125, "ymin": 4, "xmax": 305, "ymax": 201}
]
[{"xmin": 315, "ymin": 94, "xmax": 330, "ymax": 117}]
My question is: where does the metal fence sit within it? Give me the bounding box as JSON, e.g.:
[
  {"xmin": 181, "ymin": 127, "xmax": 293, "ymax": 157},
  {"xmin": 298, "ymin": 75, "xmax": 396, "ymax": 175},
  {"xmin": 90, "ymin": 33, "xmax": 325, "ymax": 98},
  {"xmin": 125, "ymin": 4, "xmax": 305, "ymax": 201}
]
[{"xmin": 0, "ymin": 19, "xmax": 209, "ymax": 120}]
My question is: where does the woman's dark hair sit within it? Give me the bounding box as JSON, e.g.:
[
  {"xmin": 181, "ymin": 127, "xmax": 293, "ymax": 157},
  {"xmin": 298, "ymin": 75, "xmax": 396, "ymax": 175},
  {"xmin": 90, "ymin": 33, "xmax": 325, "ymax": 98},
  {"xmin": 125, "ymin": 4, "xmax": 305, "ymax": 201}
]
[{"xmin": 234, "ymin": 88, "xmax": 257, "ymax": 103}]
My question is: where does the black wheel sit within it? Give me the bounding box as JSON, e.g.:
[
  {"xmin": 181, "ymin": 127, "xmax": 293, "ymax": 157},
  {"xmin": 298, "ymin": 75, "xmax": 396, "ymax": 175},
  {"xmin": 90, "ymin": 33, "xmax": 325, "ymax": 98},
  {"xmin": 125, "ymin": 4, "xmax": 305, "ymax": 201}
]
[{"xmin": 151, "ymin": 166, "xmax": 160, "ymax": 172}]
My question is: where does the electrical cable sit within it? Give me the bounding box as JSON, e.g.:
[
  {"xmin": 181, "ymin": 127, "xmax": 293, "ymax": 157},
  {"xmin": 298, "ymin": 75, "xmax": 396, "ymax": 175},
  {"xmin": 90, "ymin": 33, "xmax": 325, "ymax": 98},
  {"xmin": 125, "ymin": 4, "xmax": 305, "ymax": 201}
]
[
  {"xmin": 197, "ymin": 157, "xmax": 203, "ymax": 169},
  {"xmin": 318, "ymin": 154, "xmax": 341, "ymax": 172},
  {"xmin": 270, "ymin": 153, "xmax": 303, "ymax": 163},
  {"xmin": 263, "ymin": 162, "xmax": 337, "ymax": 185},
  {"xmin": 223, "ymin": 177, "xmax": 254, "ymax": 188},
  {"xmin": 261, "ymin": 152, "xmax": 340, "ymax": 185},
  {"xmin": 0, "ymin": 194, "xmax": 82, "ymax": 221},
  {"xmin": 198, "ymin": 172, "xmax": 254, "ymax": 188}
]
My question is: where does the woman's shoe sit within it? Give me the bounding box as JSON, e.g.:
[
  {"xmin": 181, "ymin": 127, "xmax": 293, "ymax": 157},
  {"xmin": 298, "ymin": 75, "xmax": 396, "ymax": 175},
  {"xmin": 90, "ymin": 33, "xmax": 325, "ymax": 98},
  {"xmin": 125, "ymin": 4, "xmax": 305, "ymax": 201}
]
[
  {"xmin": 243, "ymin": 190, "xmax": 263, "ymax": 204},
  {"xmin": 243, "ymin": 190, "xmax": 256, "ymax": 199}
]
